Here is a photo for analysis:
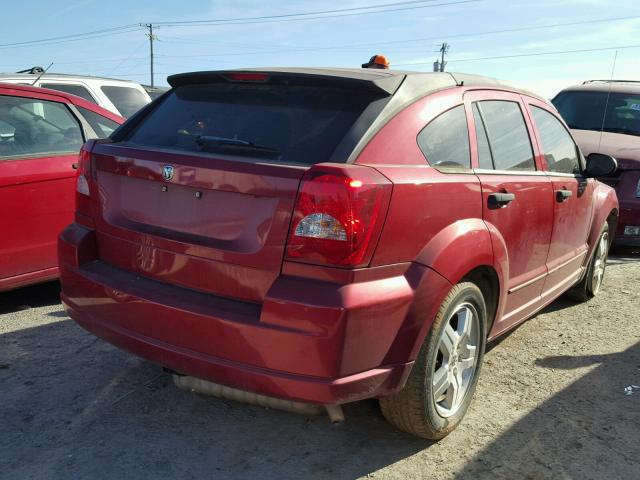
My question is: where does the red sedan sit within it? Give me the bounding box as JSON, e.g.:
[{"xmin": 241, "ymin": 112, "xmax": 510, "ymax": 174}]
[
  {"xmin": 0, "ymin": 83, "xmax": 123, "ymax": 291},
  {"xmin": 59, "ymin": 69, "xmax": 618, "ymax": 438}
]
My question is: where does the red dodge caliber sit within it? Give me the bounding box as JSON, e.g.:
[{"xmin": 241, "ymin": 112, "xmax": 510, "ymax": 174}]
[
  {"xmin": 59, "ymin": 69, "xmax": 618, "ymax": 438},
  {"xmin": 0, "ymin": 83, "xmax": 123, "ymax": 291}
]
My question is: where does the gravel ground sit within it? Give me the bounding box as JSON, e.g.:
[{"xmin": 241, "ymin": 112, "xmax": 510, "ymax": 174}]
[{"xmin": 1, "ymin": 253, "xmax": 639, "ymax": 480}]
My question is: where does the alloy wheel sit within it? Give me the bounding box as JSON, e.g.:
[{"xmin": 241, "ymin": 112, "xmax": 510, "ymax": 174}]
[
  {"xmin": 430, "ymin": 302, "xmax": 480, "ymax": 418},
  {"xmin": 591, "ymin": 232, "xmax": 609, "ymax": 295}
]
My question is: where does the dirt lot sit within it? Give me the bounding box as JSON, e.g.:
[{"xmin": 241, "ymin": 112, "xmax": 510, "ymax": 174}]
[{"xmin": 1, "ymin": 253, "xmax": 639, "ymax": 480}]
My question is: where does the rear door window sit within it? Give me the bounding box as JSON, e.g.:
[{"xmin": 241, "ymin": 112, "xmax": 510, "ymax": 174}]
[
  {"xmin": 0, "ymin": 95, "xmax": 84, "ymax": 159},
  {"xmin": 100, "ymin": 86, "xmax": 149, "ymax": 118},
  {"xmin": 417, "ymin": 105, "xmax": 470, "ymax": 169},
  {"xmin": 474, "ymin": 101, "xmax": 535, "ymax": 171},
  {"xmin": 530, "ymin": 106, "xmax": 581, "ymax": 175},
  {"xmin": 78, "ymin": 106, "xmax": 120, "ymax": 138},
  {"xmin": 41, "ymin": 83, "xmax": 97, "ymax": 104},
  {"xmin": 121, "ymin": 83, "xmax": 384, "ymax": 165}
]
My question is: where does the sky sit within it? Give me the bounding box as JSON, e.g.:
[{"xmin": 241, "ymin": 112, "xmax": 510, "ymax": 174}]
[{"xmin": 1, "ymin": 0, "xmax": 639, "ymax": 98}]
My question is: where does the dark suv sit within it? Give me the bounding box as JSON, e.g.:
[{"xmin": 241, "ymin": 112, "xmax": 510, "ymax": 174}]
[
  {"xmin": 59, "ymin": 68, "xmax": 618, "ymax": 439},
  {"xmin": 553, "ymin": 80, "xmax": 640, "ymax": 248}
]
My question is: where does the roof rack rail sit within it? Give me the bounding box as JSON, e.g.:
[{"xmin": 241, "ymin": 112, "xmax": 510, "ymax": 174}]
[{"xmin": 582, "ymin": 79, "xmax": 640, "ymax": 85}]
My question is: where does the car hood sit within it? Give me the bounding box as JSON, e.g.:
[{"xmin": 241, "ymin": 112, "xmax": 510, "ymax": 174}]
[{"xmin": 571, "ymin": 129, "xmax": 640, "ymax": 171}]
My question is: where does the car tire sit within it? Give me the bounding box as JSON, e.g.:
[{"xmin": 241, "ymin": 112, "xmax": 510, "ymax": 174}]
[
  {"xmin": 566, "ymin": 223, "xmax": 610, "ymax": 302},
  {"xmin": 379, "ymin": 282, "xmax": 487, "ymax": 439}
]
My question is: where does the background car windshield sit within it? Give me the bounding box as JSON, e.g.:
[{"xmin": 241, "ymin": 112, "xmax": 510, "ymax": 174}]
[
  {"xmin": 553, "ymin": 91, "xmax": 640, "ymax": 136},
  {"xmin": 100, "ymin": 86, "xmax": 149, "ymax": 118},
  {"xmin": 121, "ymin": 83, "xmax": 381, "ymax": 164}
]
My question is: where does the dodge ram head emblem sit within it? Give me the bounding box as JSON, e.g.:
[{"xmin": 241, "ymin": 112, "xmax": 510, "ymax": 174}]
[{"xmin": 162, "ymin": 165, "xmax": 174, "ymax": 181}]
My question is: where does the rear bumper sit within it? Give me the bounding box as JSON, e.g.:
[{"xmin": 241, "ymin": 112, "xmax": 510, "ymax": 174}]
[
  {"xmin": 615, "ymin": 202, "xmax": 640, "ymax": 247},
  {"xmin": 613, "ymin": 171, "xmax": 640, "ymax": 247},
  {"xmin": 59, "ymin": 223, "xmax": 450, "ymax": 404},
  {"xmin": 63, "ymin": 295, "xmax": 411, "ymax": 404}
]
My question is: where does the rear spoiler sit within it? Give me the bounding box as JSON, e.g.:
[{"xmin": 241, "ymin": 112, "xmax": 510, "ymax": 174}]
[{"xmin": 167, "ymin": 70, "xmax": 405, "ymax": 96}]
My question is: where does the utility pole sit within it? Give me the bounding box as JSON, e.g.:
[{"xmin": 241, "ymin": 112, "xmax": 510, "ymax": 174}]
[
  {"xmin": 438, "ymin": 42, "xmax": 449, "ymax": 72},
  {"xmin": 142, "ymin": 23, "xmax": 156, "ymax": 87}
]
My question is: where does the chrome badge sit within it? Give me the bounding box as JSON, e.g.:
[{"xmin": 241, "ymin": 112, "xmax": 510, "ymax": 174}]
[{"xmin": 162, "ymin": 165, "xmax": 174, "ymax": 181}]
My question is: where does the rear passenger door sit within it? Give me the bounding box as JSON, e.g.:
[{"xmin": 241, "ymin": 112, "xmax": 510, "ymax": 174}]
[
  {"xmin": 0, "ymin": 92, "xmax": 84, "ymax": 282},
  {"xmin": 525, "ymin": 98, "xmax": 595, "ymax": 296},
  {"xmin": 465, "ymin": 90, "xmax": 554, "ymax": 331}
]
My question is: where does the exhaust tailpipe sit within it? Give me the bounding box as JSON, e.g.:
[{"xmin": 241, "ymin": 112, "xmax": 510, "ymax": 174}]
[{"xmin": 172, "ymin": 374, "xmax": 326, "ymax": 417}]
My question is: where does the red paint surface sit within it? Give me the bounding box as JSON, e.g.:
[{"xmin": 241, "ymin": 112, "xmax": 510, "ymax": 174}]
[
  {"xmin": 59, "ymin": 82, "xmax": 618, "ymax": 405},
  {"xmin": 0, "ymin": 84, "xmax": 123, "ymax": 291}
]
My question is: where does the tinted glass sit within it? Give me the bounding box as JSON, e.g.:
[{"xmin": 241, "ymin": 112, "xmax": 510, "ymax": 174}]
[
  {"xmin": 417, "ymin": 105, "xmax": 470, "ymax": 168},
  {"xmin": 553, "ymin": 90, "xmax": 640, "ymax": 136},
  {"xmin": 0, "ymin": 95, "xmax": 84, "ymax": 159},
  {"xmin": 472, "ymin": 103, "xmax": 493, "ymax": 169},
  {"xmin": 41, "ymin": 83, "xmax": 97, "ymax": 104},
  {"xmin": 122, "ymin": 84, "xmax": 383, "ymax": 165},
  {"xmin": 78, "ymin": 106, "xmax": 120, "ymax": 138},
  {"xmin": 101, "ymin": 86, "xmax": 149, "ymax": 118},
  {"xmin": 531, "ymin": 106, "xmax": 580, "ymax": 174},
  {"xmin": 477, "ymin": 101, "xmax": 535, "ymax": 171}
]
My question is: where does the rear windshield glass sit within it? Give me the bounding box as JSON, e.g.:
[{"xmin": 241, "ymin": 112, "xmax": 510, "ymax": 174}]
[
  {"xmin": 553, "ymin": 90, "xmax": 640, "ymax": 137},
  {"xmin": 101, "ymin": 86, "xmax": 149, "ymax": 118},
  {"xmin": 119, "ymin": 83, "xmax": 382, "ymax": 164}
]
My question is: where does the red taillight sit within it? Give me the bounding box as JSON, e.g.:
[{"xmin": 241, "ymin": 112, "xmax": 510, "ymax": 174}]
[
  {"xmin": 75, "ymin": 140, "xmax": 97, "ymax": 224},
  {"xmin": 286, "ymin": 165, "xmax": 392, "ymax": 267},
  {"xmin": 223, "ymin": 72, "xmax": 270, "ymax": 83}
]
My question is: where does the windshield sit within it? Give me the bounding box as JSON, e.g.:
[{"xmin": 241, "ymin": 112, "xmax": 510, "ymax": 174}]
[
  {"xmin": 552, "ymin": 90, "xmax": 640, "ymax": 137},
  {"xmin": 120, "ymin": 83, "xmax": 384, "ymax": 164},
  {"xmin": 100, "ymin": 85, "xmax": 149, "ymax": 118}
]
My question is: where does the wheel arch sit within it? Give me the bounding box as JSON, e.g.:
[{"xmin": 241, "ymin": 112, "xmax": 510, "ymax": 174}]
[
  {"xmin": 384, "ymin": 218, "xmax": 508, "ymax": 365},
  {"xmin": 586, "ymin": 183, "xmax": 619, "ymax": 261},
  {"xmin": 461, "ymin": 265, "xmax": 500, "ymax": 336}
]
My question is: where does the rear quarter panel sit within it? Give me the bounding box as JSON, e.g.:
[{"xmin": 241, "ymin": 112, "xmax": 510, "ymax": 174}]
[{"xmin": 355, "ymin": 88, "xmax": 505, "ymax": 361}]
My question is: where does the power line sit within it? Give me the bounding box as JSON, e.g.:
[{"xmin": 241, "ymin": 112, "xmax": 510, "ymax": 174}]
[
  {"xmin": 153, "ymin": 0, "xmax": 480, "ymax": 28},
  {"xmin": 0, "ymin": 24, "xmax": 140, "ymax": 49},
  {"xmin": 152, "ymin": 0, "xmax": 470, "ymax": 26},
  {"xmin": 153, "ymin": 14, "xmax": 640, "ymax": 59},
  {"xmin": 395, "ymin": 43, "xmax": 640, "ymax": 66}
]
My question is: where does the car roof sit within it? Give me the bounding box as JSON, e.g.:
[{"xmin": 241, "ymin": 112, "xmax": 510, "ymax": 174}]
[
  {"xmin": 0, "ymin": 71, "xmax": 143, "ymax": 84},
  {"xmin": 0, "ymin": 82, "xmax": 124, "ymax": 122},
  {"xmin": 559, "ymin": 80, "xmax": 640, "ymax": 95}
]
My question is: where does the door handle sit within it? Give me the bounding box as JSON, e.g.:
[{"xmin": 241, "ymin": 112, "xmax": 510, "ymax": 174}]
[
  {"xmin": 556, "ymin": 189, "xmax": 572, "ymax": 202},
  {"xmin": 71, "ymin": 163, "xmax": 78, "ymax": 170},
  {"xmin": 488, "ymin": 192, "xmax": 516, "ymax": 208}
]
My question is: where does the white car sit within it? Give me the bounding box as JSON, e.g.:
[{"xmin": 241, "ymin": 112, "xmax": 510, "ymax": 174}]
[{"xmin": 0, "ymin": 67, "xmax": 151, "ymax": 118}]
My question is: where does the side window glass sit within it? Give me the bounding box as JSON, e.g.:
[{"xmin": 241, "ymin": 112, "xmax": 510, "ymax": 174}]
[
  {"xmin": 0, "ymin": 95, "xmax": 84, "ymax": 160},
  {"xmin": 472, "ymin": 103, "xmax": 494, "ymax": 169},
  {"xmin": 417, "ymin": 105, "xmax": 470, "ymax": 169},
  {"xmin": 78, "ymin": 106, "xmax": 120, "ymax": 138},
  {"xmin": 477, "ymin": 100, "xmax": 535, "ymax": 171},
  {"xmin": 41, "ymin": 83, "xmax": 97, "ymax": 104},
  {"xmin": 530, "ymin": 105, "xmax": 580, "ymax": 175}
]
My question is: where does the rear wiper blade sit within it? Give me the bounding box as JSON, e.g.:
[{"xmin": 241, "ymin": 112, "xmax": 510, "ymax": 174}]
[{"xmin": 195, "ymin": 135, "xmax": 279, "ymax": 153}]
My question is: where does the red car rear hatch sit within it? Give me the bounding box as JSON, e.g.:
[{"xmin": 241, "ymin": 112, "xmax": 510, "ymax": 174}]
[{"xmin": 84, "ymin": 69, "xmax": 403, "ymax": 303}]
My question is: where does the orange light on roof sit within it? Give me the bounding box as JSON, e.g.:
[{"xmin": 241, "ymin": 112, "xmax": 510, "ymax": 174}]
[{"xmin": 349, "ymin": 180, "xmax": 363, "ymax": 188}]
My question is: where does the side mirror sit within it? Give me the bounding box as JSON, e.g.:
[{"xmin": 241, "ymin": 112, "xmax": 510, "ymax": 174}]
[{"xmin": 585, "ymin": 153, "xmax": 617, "ymax": 177}]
